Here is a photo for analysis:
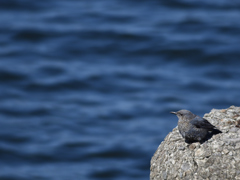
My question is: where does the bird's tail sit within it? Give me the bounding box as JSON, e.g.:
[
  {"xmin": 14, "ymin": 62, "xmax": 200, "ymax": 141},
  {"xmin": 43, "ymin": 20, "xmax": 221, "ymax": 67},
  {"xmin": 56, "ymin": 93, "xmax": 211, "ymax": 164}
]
[{"xmin": 212, "ymin": 128, "xmax": 222, "ymax": 134}]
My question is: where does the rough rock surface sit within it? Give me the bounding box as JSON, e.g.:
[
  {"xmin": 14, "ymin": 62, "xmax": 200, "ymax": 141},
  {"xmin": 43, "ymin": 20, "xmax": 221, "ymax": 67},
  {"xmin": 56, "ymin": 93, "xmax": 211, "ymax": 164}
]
[{"xmin": 150, "ymin": 106, "xmax": 240, "ymax": 180}]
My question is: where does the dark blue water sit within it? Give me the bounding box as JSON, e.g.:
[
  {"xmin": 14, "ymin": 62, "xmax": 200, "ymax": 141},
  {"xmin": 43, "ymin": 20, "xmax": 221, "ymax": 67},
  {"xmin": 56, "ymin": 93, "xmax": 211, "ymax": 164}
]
[{"xmin": 1, "ymin": 0, "xmax": 240, "ymax": 179}]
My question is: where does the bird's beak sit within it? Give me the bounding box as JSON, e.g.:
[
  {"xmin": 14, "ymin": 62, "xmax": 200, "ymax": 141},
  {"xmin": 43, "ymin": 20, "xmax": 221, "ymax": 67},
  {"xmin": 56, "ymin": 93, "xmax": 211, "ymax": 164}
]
[{"xmin": 170, "ymin": 111, "xmax": 177, "ymax": 115}]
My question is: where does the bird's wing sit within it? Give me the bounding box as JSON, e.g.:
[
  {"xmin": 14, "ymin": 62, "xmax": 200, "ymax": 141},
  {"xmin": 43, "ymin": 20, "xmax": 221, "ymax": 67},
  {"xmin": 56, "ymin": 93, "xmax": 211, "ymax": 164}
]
[{"xmin": 190, "ymin": 116, "xmax": 216, "ymax": 129}]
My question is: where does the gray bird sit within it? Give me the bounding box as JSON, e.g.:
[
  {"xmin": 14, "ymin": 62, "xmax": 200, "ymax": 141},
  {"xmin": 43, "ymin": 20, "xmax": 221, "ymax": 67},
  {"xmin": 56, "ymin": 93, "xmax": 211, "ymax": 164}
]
[{"xmin": 171, "ymin": 110, "xmax": 222, "ymax": 143}]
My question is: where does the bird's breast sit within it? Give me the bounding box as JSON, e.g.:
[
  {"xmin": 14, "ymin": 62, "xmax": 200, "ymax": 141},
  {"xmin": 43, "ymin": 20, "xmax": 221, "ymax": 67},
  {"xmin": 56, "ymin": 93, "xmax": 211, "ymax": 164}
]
[{"xmin": 178, "ymin": 121, "xmax": 191, "ymax": 138}]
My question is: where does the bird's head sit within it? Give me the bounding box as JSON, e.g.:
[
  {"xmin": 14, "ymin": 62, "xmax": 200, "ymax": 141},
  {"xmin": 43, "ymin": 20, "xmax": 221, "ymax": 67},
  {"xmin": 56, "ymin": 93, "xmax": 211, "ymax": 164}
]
[{"xmin": 170, "ymin": 109, "xmax": 196, "ymax": 121}]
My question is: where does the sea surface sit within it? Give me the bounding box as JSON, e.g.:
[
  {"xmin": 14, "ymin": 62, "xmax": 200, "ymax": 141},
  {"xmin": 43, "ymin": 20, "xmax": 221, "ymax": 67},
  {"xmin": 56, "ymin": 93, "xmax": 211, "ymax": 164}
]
[{"xmin": 1, "ymin": 0, "xmax": 240, "ymax": 180}]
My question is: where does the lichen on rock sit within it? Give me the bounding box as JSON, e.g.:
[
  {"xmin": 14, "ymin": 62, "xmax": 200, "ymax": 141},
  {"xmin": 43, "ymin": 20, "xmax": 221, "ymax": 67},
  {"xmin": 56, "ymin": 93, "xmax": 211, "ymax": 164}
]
[{"xmin": 150, "ymin": 106, "xmax": 240, "ymax": 180}]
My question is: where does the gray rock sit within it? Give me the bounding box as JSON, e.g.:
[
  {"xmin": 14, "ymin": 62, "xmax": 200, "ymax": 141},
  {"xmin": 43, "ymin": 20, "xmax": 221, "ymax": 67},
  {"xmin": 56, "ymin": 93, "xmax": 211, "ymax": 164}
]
[{"xmin": 150, "ymin": 106, "xmax": 240, "ymax": 180}]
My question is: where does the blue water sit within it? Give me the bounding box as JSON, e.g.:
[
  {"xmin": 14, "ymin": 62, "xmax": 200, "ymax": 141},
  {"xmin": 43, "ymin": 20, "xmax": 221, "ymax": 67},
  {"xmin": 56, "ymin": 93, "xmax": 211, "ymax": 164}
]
[{"xmin": 1, "ymin": 0, "xmax": 240, "ymax": 179}]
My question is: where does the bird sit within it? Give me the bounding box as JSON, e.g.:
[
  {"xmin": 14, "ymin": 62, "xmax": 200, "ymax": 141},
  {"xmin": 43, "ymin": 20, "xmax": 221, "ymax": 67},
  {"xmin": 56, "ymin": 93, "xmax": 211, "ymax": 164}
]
[{"xmin": 171, "ymin": 109, "xmax": 222, "ymax": 144}]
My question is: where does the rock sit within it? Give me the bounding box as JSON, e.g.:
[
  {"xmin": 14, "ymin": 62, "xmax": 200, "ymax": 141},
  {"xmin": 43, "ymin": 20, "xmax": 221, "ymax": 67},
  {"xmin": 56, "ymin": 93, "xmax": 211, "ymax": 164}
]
[{"xmin": 150, "ymin": 106, "xmax": 240, "ymax": 180}]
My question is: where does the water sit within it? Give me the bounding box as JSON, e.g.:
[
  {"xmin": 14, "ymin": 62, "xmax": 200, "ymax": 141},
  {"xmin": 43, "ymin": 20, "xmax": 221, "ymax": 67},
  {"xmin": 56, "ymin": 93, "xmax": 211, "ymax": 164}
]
[{"xmin": 1, "ymin": 0, "xmax": 240, "ymax": 179}]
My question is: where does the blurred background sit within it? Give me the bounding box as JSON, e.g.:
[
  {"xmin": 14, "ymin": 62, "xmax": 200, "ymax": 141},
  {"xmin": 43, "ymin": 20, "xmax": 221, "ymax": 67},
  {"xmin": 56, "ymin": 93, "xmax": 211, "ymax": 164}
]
[{"xmin": 0, "ymin": 0, "xmax": 240, "ymax": 180}]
